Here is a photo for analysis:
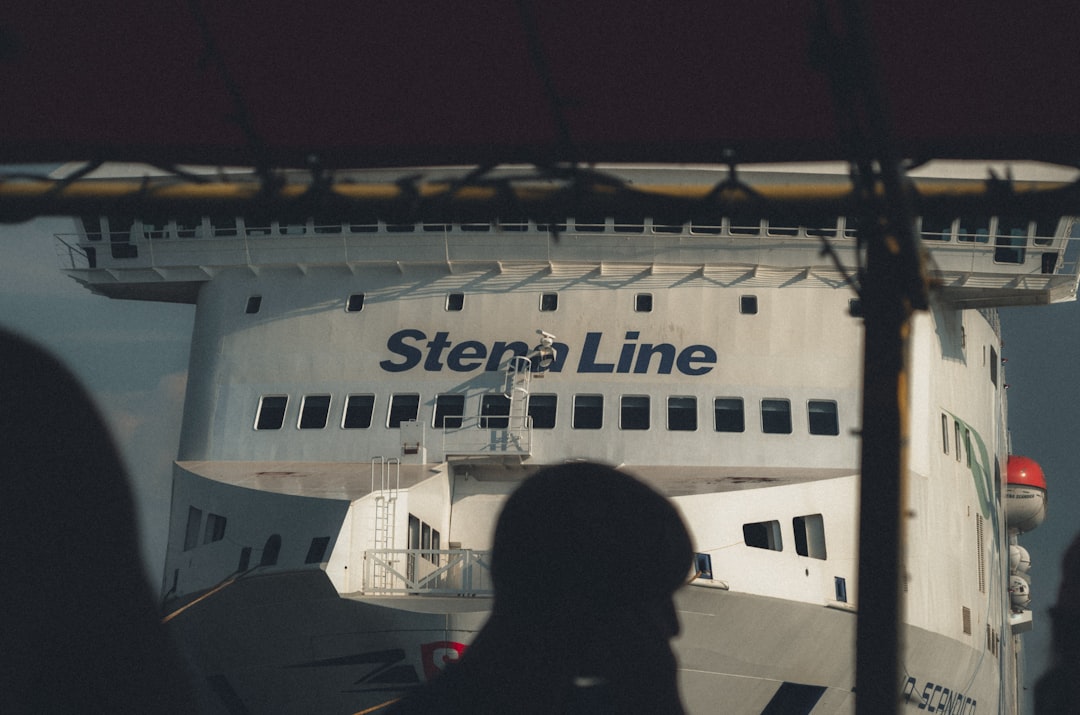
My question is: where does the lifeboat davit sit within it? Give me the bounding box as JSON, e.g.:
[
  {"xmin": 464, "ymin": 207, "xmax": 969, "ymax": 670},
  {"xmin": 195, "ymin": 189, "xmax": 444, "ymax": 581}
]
[{"xmin": 1005, "ymin": 455, "xmax": 1047, "ymax": 534}]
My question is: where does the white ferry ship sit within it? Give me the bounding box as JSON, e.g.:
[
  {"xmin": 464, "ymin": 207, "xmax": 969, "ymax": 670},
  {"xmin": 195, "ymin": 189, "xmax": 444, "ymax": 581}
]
[{"xmin": 57, "ymin": 164, "xmax": 1069, "ymax": 713}]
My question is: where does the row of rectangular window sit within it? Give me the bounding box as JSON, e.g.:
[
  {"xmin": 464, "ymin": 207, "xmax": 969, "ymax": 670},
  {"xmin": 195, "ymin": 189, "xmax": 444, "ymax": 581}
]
[
  {"xmin": 81, "ymin": 214, "xmax": 1060, "ymax": 246},
  {"xmin": 183, "ymin": 506, "xmax": 228, "ymax": 552},
  {"xmin": 256, "ymin": 393, "xmax": 840, "ymax": 435},
  {"xmin": 742, "ymin": 513, "xmax": 828, "ymax": 559},
  {"xmin": 245, "ymin": 291, "xmax": 759, "ymax": 315},
  {"xmin": 941, "ymin": 413, "xmax": 975, "ymax": 467}
]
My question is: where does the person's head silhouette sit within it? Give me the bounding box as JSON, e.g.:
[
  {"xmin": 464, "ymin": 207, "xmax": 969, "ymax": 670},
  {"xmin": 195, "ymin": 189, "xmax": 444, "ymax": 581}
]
[
  {"xmin": 393, "ymin": 461, "xmax": 693, "ymax": 714},
  {"xmin": 0, "ymin": 329, "xmax": 197, "ymax": 713},
  {"xmin": 1035, "ymin": 531, "xmax": 1080, "ymax": 713}
]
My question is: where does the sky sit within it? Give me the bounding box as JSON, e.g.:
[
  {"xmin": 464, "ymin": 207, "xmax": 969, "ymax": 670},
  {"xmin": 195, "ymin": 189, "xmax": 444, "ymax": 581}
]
[{"xmin": 1, "ymin": 170, "xmax": 1077, "ymax": 714}]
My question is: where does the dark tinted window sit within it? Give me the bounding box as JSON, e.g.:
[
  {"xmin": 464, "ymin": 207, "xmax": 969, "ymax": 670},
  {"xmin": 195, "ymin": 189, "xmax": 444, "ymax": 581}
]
[
  {"xmin": 620, "ymin": 396, "xmax": 650, "ymax": 430},
  {"xmin": 343, "ymin": 394, "xmax": 375, "ymax": 428},
  {"xmin": 255, "ymin": 396, "xmax": 287, "ymax": 430},
  {"xmin": 388, "ymin": 394, "xmax": 420, "ymax": 428},
  {"xmin": 761, "ymin": 399, "xmax": 792, "ymax": 434},
  {"xmin": 714, "ymin": 398, "xmax": 745, "ymax": 432}
]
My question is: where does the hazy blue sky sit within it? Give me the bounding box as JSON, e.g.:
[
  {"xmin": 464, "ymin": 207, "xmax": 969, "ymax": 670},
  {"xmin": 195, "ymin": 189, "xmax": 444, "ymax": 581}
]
[{"xmin": 1, "ymin": 186, "xmax": 1076, "ymax": 714}]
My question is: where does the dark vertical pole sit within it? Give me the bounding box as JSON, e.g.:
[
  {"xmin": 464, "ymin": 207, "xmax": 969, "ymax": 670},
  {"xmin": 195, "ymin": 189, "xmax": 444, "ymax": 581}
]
[
  {"xmin": 848, "ymin": 147, "xmax": 929, "ymax": 712},
  {"xmin": 855, "ymin": 213, "xmax": 914, "ymax": 714}
]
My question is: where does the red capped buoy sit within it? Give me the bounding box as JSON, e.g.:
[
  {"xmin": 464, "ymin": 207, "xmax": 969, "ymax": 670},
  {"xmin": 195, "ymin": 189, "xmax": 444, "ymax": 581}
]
[{"xmin": 1006, "ymin": 455, "xmax": 1047, "ymax": 533}]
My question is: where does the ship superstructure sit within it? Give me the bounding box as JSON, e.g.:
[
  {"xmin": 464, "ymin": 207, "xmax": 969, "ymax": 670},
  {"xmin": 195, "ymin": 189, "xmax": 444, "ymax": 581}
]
[{"xmin": 58, "ymin": 165, "xmax": 1074, "ymax": 714}]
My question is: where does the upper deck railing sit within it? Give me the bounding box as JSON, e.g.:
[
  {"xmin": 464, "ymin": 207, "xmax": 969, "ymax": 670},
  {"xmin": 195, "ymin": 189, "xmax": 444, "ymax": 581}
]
[
  {"xmin": 55, "ymin": 213, "xmax": 1079, "ymax": 307},
  {"xmin": 362, "ymin": 548, "xmax": 493, "ymax": 596}
]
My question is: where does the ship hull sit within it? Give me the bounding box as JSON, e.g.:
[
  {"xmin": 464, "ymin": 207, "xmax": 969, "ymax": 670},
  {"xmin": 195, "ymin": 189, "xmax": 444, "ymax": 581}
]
[{"xmin": 167, "ymin": 568, "xmax": 999, "ymax": 714}]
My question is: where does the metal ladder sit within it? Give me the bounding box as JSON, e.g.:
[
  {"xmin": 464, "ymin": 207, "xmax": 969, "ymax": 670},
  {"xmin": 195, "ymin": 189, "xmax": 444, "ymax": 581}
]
[
  {"xmin": 504, "ymin": 356, "xmax": 532, "ymax": 439},
  {"xmin": 370, "ymin": 457, "xmax": 400, "ymax": 590}
]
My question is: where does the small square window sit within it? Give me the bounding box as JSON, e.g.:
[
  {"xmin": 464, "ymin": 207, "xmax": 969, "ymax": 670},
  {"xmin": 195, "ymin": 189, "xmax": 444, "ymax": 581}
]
[
  {"xmin": 635, "ymin": 294, "xmax": 653, "ymax": 312},
  {"xmin": 714, "ymin": 397, "xmax": 745, "ymax": 432},
  {"xmin": 573, "ymin": 394, "xmax": 603, "ymax": 429},
  {"xmin": 480, "ymin": 394, "xmax": 510, "ymax": 428},
  {"xmin": 343, "ymin": 394, "xmax": 375, "ymax": 429},
  {"xmin": 299, "ymin": 394, "xmax": 332, "ymax": 429},
  {"xmin": 246, "ymin": 296, "xmax": 262, "ymax": 314},
  {"xmin": 761, "ymin": 399, "xmax": 792, "ymax": 434},
  {"xmin": 255, "ymin": 396, "xmax": 288, "ymax": 430},
  {"xmin": 527, "ymin": 394, "xmax": 557, "ymax": 429},
  {"xmin": 346, "ymin": 293, "xmax": 365, "ymax": 312},
  {"xmin": 434, "ymin": 394, "xmax": 465, "ymax": 429},
  {"xmin": 620, "ymin": 395, "xmax": 650, "ymax": 430},
  {"xmin": 388, "ymin": 393, "xmax": 420, "ymax": 428},
  {"xmin": 740, "ymin": 295, "xmax": 758, "ymax": 314},
  {"xmin": 446, "ymin": 293, "xmax": 465, "ymax": 311},
  {"xmin": 668, "ymin": 396, "xmax": 697, "ymax": 431},
  {"xmin": 540, "ymin": 293, "xmax": 558, "ymax": 312},
  {"xmin": 807, "ymin": 400, "xmax": 839, "ymax": 436}
]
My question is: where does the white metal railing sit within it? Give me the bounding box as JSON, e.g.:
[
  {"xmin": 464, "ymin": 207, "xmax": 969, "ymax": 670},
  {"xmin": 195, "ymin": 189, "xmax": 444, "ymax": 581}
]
[
  {"xmin": 439, "ymin": 414, "xmax": 532, "ymax": 456},
  {"xmin": 363, "ymin": 549, "xmax": 493, "ymax": 596}
]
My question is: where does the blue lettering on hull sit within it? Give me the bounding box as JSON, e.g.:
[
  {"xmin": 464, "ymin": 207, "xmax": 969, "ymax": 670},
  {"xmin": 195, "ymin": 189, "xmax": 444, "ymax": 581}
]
[{"xmin": 379, "ymin": 329, "xmax": 717, "ymax": 376}]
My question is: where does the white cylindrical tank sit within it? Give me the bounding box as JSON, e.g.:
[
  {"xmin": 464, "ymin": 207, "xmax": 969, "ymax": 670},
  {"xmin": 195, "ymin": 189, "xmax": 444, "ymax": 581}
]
[{"xmin": 1010, "ymin": 544, "xmax": 1032, "ymax": 574}]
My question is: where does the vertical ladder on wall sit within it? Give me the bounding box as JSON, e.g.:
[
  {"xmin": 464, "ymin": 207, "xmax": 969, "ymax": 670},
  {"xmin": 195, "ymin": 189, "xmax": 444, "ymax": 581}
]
[
  {"xmin": 504, "ymin": 356, "xmax": 532, "ymax": 443},
  {"xmin": 371, "ymin": 457, "xmax": 400, "ymax": 590}
]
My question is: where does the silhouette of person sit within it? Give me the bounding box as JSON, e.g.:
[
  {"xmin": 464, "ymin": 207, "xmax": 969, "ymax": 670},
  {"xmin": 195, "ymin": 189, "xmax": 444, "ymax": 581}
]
[
  {"xmin": 0, "ymin": 329, "xmax": 198, "ymax": 713},
  {"xmin": 1035, "ymin": 531, "xmax": 1080, "ymax": 713},
  {"xmin": 389, "ymin": 461, "xmax": 693, "ymax": 714}
]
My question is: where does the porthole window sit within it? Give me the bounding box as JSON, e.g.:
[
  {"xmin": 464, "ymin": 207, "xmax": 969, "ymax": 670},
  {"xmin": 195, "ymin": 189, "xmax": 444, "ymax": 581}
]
[
  {"xmin": 346, "ymin": 293, "xmax": 365, "ymax": 312},
  {"xmin": 446, "ymin": 293, "xmax": 465, "ymax": 311},
  {"xmin": 635, "ymin": 294, "xmax": 653, "ymax": 312},
  {"xmin": 740, "ymin": 295, "xmax": 758, "ymax": 315},
  {"xmin": 540, "ymin": 293, "xmax": 558, "ymax": 312},
  {"xmin": 246, "ymin": 296, "xmax": 262, "ymax": 314}
]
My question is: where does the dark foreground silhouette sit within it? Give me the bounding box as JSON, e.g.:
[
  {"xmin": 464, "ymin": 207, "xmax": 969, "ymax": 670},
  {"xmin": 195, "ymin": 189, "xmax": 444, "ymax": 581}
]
[
  {"xmin": 389, "ymin": 461, "xmax": 694, "ymax": 714},
  {"xmin": 1035, "ymin": 531, "xmax": 1080, "ymax": 713},
  {"xmin": 0, "ymin": 329, "xmax": 197, "ymax": 713}
]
